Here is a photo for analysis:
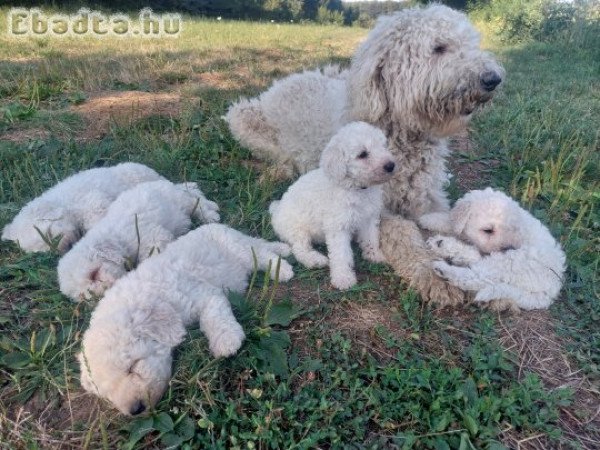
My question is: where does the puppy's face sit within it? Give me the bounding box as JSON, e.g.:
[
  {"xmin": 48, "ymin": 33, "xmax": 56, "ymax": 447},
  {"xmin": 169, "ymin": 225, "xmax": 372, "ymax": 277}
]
[
  {"xmin": 321, "ymin": 122, "xmax": 396, "ymax": 189},
  {"xmin": 452, "ymin": 192, "xmax": 523, "ymax": 254},
  {"xmin": 79, "ymin": 303, "xmax": 185, "ymax": 415},
  {"xmin": 60, "ymin": 256, "xmax": 124, "ymax": 301}
]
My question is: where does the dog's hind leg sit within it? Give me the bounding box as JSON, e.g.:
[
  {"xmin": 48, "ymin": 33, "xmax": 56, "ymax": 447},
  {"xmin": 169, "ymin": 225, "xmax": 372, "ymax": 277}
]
[{"xmin": 291, "ymin": 234, "xmax": 329, "ymax": 269}]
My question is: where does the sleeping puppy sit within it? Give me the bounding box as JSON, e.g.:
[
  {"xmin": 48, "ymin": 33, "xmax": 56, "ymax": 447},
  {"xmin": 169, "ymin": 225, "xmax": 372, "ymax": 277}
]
[{"xmin": 419, "ymin": 188, "xmax": 566, "ymax": 310}]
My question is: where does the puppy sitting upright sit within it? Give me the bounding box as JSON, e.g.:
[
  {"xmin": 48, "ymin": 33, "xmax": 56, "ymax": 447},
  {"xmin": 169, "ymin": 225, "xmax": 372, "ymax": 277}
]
[
  {"xmin": 419, "ymin": 188, "xmax": 566, "ymax": 310},
  {"xmin": 269, "ymin": 122, "xmax": 396, "ymax": 289}
]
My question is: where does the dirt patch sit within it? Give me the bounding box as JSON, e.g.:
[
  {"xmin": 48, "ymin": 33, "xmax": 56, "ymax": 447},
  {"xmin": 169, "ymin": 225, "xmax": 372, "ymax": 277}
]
[
  {"xmin": 1, "ymin": 128, "xmax": 50, "ymax": 143},
  {"xmin": 72, "ymin": 90, "xmax": 182, "ymax": 140},
  {"xmin": 496, "ymin": 310, "xmax": 600, "ymax": 449}
]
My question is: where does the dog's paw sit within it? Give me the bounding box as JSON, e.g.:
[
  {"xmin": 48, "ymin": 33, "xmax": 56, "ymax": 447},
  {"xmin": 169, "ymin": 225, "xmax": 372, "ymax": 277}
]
[
  {"xmin": 300, "ymin": 251, "xmax": 329, "ymax": 268},
  {"xmin": 210, "ymin": 326, "xmax": 246, "ymax": 358},
  {"xmin": 331, "ymin": 271, "xmax": 357, "ymax": 290},
  {"xmin": 201, "ymin": 209, "xmax": 221, "ymax": 223},
  {"xmin": 266, "ymin": 242, "xmax": 292, "ymax": 257},
  {"xmin": 432, "ymin": 260, "xmax": 451, "ymax": 280},
  {"xmin": 271, "ymin": 259, "xmax": 294, "ymax": 282},
  {"xmin": 479, "ymin": 298, "xmax": 521, "ymax": 314}
]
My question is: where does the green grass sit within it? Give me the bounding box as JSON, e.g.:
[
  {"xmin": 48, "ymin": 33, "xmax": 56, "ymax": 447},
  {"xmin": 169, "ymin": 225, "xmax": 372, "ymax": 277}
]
[{"xmin": 1, "ymin": 9, "xmax": 598, "ymax": 450}]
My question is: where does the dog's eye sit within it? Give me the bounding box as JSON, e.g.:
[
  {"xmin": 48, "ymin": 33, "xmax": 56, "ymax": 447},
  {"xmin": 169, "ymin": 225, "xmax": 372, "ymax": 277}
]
[
  {"xmin": 481, "ymin": 228, "xmax": 494, "ymax": 235},
  {"xmin": 357, "ymin": 151, "xmax": 369, "ymax": 159},
  {"xmin": 128, "ymin": 359, "xmax": 141, "ymax": 374},
  {"xmin": 433, "ymin": 44, "xmax": 447, "ymax": 55},
  {"xmin": 89, "ymin": 268, "xmax": 100, "ymax": 282}
]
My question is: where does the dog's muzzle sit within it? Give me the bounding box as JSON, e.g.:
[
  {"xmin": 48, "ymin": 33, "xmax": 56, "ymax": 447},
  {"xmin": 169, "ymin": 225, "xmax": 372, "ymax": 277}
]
[{"xmin": 480, "ymin": 71, "xmax": 502, "ymax": 92}]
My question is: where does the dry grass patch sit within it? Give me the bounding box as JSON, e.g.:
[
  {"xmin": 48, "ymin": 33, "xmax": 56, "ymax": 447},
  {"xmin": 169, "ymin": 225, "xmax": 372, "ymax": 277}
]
[{"xmin": 72, "ymin": 90, "xmax": 182, "ymax": 140}]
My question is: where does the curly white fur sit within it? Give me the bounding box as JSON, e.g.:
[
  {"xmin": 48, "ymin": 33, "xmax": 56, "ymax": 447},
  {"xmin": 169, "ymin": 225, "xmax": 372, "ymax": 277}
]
[
  {"xmin": 2, "ymin": 163, "xmax": 164, "ymax": 253},
  {"xmin": 58, "ymin": 180, "xmax": 220, "ymax": 302},
  {"xmin": 419, "ymin": 188, "xmax": 566, "ymax": 310},
  {"xmin": 269, "ymin": 122, "xmax": 395, "ymax": 289},
  {"xmin": 78, "ymin": 223, "xmax": 293, "ymax": 416}
]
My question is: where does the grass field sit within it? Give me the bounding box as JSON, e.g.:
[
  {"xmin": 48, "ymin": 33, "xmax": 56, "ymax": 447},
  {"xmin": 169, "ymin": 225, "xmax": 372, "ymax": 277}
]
[{"xmin": 0, "ymin": 7, "xmax": 598, "ymax": 450}]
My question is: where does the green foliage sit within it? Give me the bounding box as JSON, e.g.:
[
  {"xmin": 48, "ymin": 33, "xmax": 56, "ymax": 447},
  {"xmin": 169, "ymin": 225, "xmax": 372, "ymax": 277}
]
[{"xmin": 470, "ymin": 0, "xmax": 600, "ymax": 46}]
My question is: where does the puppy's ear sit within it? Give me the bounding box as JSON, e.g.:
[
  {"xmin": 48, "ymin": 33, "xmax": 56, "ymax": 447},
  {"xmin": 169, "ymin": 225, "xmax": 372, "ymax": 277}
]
[
  {"xmin": 450, "ymin": 199, "xmax": 472, "ymax": 235},
  {"xmin": 135, "ymin": 302, "xmax": 186, "ymax": 348},
  {"xmin": 320, "ymin": 144, "xmax": 346, "ymax": 182}
]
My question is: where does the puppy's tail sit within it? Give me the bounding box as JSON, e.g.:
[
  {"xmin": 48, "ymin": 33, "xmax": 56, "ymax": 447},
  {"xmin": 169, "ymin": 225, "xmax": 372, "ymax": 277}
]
[{"xmin": 268, "ymin": 200, "xmax": 280, "ymax": 216}]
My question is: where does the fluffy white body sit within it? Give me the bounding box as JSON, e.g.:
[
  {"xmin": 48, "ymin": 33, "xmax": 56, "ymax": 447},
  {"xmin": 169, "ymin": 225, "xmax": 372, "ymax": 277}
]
[
  {"xmin": 2, "ymin": 163, "xmax": 164, "ymax": 253},
  {"xmin": 79, "ymin": 223, "xmax": 293, "ymax": 416},
  {"xmin": 419, "ymin": 188, "xmax": 566, "ymax": 310},
  {"xmin": 58, "ymin": 180, "xmax": 220, "ymax": 301},
  {"xmin": 269, "ymin": 122, "xmax": 396, "ymax": 289}
]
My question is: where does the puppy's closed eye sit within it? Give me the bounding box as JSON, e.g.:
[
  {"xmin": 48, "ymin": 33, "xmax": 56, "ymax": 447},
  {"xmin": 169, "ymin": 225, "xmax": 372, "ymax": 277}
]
[
  {"xmin": 128, "ymin": 359, "xmax": 141, "ymax": 374},
  {"xmin": 357, "ymin": 150, "xmax": 369, "ymax": 159},
  {"xmin": 481, "ymin": 228, "xmax": 494, "ymax": 235}
]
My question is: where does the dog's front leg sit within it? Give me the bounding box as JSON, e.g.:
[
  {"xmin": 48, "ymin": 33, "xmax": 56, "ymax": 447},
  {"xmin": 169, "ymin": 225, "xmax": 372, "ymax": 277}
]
[
  {"xmin": 357, "ymin": 219, "xmax": 386, "ymax": 263},
  {"xmin": 426, "ymin": 235, "xmax": 482, "ymax": 266},
  {"xmin": 325, "ymin": 230, "xmax": 356, "ymax": 289},
  {"xmin": 195, "ymin": 285, "xmax": 246, "ymax": 358}
]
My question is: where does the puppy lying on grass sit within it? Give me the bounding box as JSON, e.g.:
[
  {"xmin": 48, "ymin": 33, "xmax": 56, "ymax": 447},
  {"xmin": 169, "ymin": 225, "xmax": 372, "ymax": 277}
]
[
  {"xmin": 58, "ymin": 180, "xmax": 220, "ymax": 301},
  {"xmin": 78, "ymin": 223, "xmax": 293, "ymax": 416},
  {"xmin": 419, "ymin": 188, "xmax": 566, "ymax": 311},
  {"xmin": 269, "ymin": 122, "xmax": 396, "ymax": 289},
  {"xmin": 2, "ymin": 162, "xmax": 164, "ymax": 253}
]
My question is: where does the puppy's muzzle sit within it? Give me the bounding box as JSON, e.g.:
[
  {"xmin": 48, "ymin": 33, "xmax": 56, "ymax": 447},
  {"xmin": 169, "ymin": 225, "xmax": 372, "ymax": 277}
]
[
  {"xmin": 130, "ymin": 400, "xmax": 146, "ymax": 416},
  {"xmin": 383, "ymin": 161, "xmax": 396, "ymax": 173}
]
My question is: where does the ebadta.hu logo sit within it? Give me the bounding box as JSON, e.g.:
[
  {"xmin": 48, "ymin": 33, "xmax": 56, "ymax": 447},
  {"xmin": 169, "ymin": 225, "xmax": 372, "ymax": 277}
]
[{"xmin": 7, "ymin": 8, "xmax": 182, "ymax": 38}]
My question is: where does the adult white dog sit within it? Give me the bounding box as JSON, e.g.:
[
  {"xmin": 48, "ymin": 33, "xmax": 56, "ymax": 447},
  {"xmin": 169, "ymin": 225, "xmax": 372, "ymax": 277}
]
[
  {"xmin": 269, "ymin": 122, "xmax": 395, "ymax": 289},
  {"xmin": 419, "ymin": 188, "xmax": 566, "ymax": 310},
  {"xmin": 2, "ymin": 163, "xmax": 163, "ymax": 253},
  {"xmin": 58, "ymin": 180, "xmax": 220, "ymax": 302},
  {"xmin": 78, "ymin": 224, "xmax": 293, "ymax": 416},
  {"xmin": 226, "ymin": 4, "xmax": 504, "ymax": 305}
]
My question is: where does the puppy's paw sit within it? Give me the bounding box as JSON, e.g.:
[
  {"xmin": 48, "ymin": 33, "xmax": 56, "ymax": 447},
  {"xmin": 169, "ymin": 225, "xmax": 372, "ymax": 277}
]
[
  {"xmin": 200, "ymin": 209, "xmax": 221, "ymax": 223},
  {"xmin": 298, "ymin": 251, "xmax": 329, "ymax": 268},
  {"xmin": 266, "ymin": 242, "xmax": 292, "ymax": 257},
  {"xmin": 331, "ymin": 270, "xmax": 357, "ymax": 290},
  {"xmin": 210, "ymin": 326, "xmax": 246, "ymax": 358},
  {"xmin": 432, "ymin": 260, "xmax": 451, "ymax": 280},
  {"xmin": 271, "ymin": 259, "xmax": 294, "ymax": 282}
]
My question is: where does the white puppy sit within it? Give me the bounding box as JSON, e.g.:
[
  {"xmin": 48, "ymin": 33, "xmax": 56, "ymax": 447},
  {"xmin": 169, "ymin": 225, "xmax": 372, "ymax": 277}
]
[
  {"xmin": 419, "ymin": 188, "xmax": 566, "ymax": 310},
  {"xmin": 2, "ymin": 163, "xmax": 164, "ymax": 253},
  {"xmin": 58, "ymin": 180, "xmax": 220, "ymax": 302},
  {"xmin": 269, "ymin": 122, "xmax": 396, "ymax": 289},
  {"xmin": 78, "ymin": 224, "xmax": 293, "ymax": 416}
]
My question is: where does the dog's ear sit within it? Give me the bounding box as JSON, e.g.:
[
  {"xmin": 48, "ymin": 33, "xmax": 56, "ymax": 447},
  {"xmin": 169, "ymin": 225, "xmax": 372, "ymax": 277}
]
[
  {"xmin": 135, "ymin": 302, "xmax": 186, "ymax": 348},
  {"xmin": 450, "ymin": 199, "xmax": 472, "ymax": 235},
  {"xmin": 320, "ymin": 143, "xmax": 347, "ymax": 183},
  {"xmin": 348, "ymin": 52, "xmax": 388, "ymax": 123}
]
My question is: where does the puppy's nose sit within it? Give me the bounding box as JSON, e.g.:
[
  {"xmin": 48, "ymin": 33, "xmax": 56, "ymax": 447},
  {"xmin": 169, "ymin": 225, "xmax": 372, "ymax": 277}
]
[
  {"xmin": 130, "ymin": 401, "xmax": 146, "ymax": 416},
  {"xmin": 383, "ymin": 161, "xmax": 396, "ymax": 173},
  {"xmin": 480, "ymin": 71, "xmax": 502, "ymax": 92}
]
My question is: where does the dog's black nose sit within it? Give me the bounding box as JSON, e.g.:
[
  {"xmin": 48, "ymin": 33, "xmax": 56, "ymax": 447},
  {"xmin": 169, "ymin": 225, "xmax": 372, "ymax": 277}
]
[
  {"xmin": 480, "ymin": 71, "xmax": 502, "ymax": 92},
  {"xmin": 383, "ymin": 161, "xmax": 395, "ymax": 173},
  {"xmin": 130, "ymin": 401, "xmax": 146, "ymax": 416}
]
